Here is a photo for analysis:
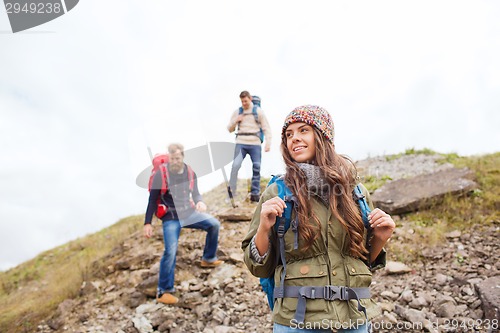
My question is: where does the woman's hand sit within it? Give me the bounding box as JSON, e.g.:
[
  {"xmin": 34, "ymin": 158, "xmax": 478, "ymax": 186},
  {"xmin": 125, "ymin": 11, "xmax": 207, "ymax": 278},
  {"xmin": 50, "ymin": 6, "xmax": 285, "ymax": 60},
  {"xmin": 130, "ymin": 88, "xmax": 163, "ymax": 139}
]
[
  {"xmin": 368, "ymin": 208, "xmax": 396, "ymax": 243},
  {"xmin": 258, "ymin": 196, "xmax": 287, "ymax": 233},
  {"xmin": 254, "ymin": 196, "xmax": 286, "ymax": 256}
]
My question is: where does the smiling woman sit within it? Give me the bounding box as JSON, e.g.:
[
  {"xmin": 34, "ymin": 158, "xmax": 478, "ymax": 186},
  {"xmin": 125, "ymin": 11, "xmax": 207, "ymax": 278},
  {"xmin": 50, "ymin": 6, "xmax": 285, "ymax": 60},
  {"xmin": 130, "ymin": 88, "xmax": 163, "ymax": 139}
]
[
  {"xmin": 285, "ymin": 123, "xmax": 317, "ymax": 163},
  {"xmin": 242, "ymin": 105, "xmax": 396, "ymax": 332}
]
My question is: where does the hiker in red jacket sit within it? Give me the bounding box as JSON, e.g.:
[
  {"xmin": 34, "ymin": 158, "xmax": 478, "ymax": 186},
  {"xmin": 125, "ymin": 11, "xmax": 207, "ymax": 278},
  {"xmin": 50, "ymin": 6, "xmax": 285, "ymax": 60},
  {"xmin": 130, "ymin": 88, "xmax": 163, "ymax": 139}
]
[{"xmin": 144, "ymin": 143, "xmax": 223, "ymax": 305}]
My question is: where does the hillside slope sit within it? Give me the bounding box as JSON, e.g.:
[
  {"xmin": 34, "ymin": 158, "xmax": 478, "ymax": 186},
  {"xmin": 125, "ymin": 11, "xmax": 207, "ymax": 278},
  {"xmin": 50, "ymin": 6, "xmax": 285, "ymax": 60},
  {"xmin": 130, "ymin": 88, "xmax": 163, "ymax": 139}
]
[{"xmin": 1, "ymin": 151, "xmax": 498, "ymax": 333}]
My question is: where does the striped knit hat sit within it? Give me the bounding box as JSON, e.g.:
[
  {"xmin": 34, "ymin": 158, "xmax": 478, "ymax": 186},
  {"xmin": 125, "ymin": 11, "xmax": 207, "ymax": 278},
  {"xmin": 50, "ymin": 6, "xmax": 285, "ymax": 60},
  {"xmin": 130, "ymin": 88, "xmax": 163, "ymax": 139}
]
[{"xmin": 282, "ymin": 105, "xmax": 334, "ymax": 143}]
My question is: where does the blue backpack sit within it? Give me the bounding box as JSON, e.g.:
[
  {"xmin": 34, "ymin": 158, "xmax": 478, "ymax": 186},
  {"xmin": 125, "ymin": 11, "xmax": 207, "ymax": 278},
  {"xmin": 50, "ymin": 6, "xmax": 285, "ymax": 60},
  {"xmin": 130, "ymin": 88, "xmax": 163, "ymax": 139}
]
[
  {"xmin": 237, "ymin": 96, "xmax": 264, "ymax": 143},
  {"xmin": 251, "ymin": 95, "xmax": 261, "ymax": 107},
  {"xmin": 259, "ymin": 175, "xmax": 372, "ymax": 311}
]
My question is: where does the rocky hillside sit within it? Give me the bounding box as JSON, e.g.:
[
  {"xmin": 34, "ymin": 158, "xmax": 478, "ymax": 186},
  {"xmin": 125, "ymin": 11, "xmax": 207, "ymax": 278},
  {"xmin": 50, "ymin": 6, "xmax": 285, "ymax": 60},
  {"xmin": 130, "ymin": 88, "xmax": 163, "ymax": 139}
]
[{"xmin": 2, "ymin": 151, "xmax": 499, "ymax": 333}]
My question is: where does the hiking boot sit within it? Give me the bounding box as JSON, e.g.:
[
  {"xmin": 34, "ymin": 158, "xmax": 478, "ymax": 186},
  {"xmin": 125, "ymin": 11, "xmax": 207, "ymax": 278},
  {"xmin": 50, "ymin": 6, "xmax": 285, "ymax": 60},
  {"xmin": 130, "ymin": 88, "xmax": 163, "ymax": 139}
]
[
  {"xmin": 156, "ymin": 292, "xmax": 179, "ymax": 304},
  {"xmin": 250, "ymin": 194, "xmax": 260, "ymax": 203},
  {"xmin": 200, "ymin": 259, "xmax": 224, "ymax": 268}
]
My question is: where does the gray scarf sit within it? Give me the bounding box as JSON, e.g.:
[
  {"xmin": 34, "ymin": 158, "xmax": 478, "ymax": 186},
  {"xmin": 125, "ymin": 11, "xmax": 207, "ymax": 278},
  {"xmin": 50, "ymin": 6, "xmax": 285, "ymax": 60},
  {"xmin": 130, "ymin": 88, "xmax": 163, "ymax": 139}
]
[{"xmin": 296, "ymin": 163, "xmax": 330, "ymax": 204}]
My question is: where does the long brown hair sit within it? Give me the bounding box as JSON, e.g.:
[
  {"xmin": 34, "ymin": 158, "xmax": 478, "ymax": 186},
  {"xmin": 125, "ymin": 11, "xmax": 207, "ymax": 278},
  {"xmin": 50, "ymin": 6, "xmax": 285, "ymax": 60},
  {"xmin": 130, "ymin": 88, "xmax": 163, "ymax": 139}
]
[{"xmin": 281, "ymin": 127, "xmax": 368, "ymax": 259}]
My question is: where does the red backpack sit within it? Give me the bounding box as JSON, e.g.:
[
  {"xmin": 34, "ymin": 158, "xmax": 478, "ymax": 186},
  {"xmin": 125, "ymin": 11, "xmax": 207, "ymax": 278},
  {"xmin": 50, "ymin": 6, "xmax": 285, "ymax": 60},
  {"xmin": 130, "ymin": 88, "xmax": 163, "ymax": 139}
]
[{"xmin": 148, "ymin": 154, "xmax": 195, "ymax": 218}]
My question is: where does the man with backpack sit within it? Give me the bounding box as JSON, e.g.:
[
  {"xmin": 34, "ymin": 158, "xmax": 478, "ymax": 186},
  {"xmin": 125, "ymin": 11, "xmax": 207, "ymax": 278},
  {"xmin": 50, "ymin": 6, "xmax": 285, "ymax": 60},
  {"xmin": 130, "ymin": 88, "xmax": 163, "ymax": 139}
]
[
  {"xmin": 144, "ymin": 143, "xmax": 223, "ymax": 305},
  {"xmin": 227, "ymin": 91, "xmax": 272, "ymax": 202}
]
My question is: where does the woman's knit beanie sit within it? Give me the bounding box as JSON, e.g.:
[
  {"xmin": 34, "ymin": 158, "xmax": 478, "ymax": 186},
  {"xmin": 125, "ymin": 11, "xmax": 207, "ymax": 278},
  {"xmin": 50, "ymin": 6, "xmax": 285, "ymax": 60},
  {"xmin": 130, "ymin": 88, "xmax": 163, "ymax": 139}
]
[{"xmin": 282, "ymin": 105, "xmax": 334, "ymax": 143}]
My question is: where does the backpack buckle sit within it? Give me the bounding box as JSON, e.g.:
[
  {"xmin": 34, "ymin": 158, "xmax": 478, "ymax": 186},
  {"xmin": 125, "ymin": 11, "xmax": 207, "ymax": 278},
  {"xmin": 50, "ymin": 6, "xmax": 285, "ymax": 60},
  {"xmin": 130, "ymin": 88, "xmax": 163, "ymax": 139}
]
[
  {"xmin": 324, "ymin": 286, "xmax": 344, "ymax": 300},
  {"xmin": 277, "ymin": 219, "xmax": 286, "ymax": 238},
  {"xmin": 353, "ymin": 191, "xmax": 364, "ymax": 200}
]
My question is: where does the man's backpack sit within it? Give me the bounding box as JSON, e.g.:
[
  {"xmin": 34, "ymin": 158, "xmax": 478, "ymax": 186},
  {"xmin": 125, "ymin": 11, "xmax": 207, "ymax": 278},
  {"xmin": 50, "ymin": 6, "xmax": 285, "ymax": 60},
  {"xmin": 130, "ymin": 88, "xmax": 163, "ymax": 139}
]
[
  {"xmin": 237, "ymin": 95, "xmax": 264, "ymax": 143},
  {"xmin": 251, "ymin": 95, "xmax": 261, "ymax": 107},
  {"xmin": 259, "ymin": 175, "xmax": 372, "ymax": 313},
  {"xmin": 148, "ymin": 153, "xmax": 195, "ymax": 218}
]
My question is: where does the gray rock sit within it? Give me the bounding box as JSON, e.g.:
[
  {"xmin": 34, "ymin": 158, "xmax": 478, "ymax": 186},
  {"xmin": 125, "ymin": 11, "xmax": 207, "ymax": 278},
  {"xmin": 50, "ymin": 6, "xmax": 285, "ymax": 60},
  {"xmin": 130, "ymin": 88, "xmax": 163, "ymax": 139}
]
[
  {"xmin": 356, "ymin": 154, "xmax": 454, "ymax": 181},
  {"xmin": 409, "ymin": 296, "xmax": 428, "ymax": 309},
  {"xmin": 116, "ymin": 258, "xmax": 132, "ymax": 270},
  {"xmin": 195, "ymin": 303, "xmax": 212, "ymax": 319},
  {"xmin": 401, "ymin": 290, "xmax": 414, "ymax": 303},
  {"xmin": 371, "ymin": 168, "xmax": 478, "ymax": 214},
  {"xmin": 136, "ymin": 276, "xmax": 158, "ymax": 297},
  {"xmin": 132, "ymin": 316, "xmax": 153, "ymax": 333},
  {"xmin": 217, "ymin": 207, "xmax": 254, "ymax": 221},
  {"xmin": 127, "ymin": 291, "xmax": 147, "ymax": 308},
  {"xmin": 435, "ymin": 302, "xmax": 458, "ymax": 318},
  {"xmin": 80, "ymin": 280, "xmax": 99, "ymax": 296},
  {"xmin": 214, "ymin": 326, "xmax": 233, "ymax": 333},
  {"xmin": 178, "ymin": 291, "xmax": 203, "ymax": 309},
  {"xmin": 445, "ymin": 230, "xmax": 462, "ymax": 238},
  {"xmin": 380, "ymin": 290, "xmax": 399, "ymax": 301},
  {"xmin": 403, "ymin": 309, "xmax": 436, "ymax": 333},
  {"xmin": 434, "ymin": 294, "xmax": 457, "ymax": 306},
  {"xmin": 228, "ymin": 251, "xmax": 244, "ymax": 263},
  {"xmin": 213, "ymin": 309, "xmax": 227, "ymax": 324},
  {"xmin": 435, "ymin": 273, "xmax": 450, "ymax": 286},
  {"xmin": 135, "ymin": 303, "xmax": 162, "ymax": 314},
  {"xmin": 475, "ymin": 276, "xmax": 500, "ymax": 322},
  {"xmin": 462, "ymin": 286, "xmax": 475, "ymax": 296},
  {"xmin": 384, "ymin": 261, "xmax": 413, "ymax": 275},
  {"xmin": 378, "ymin": 302, "xmax": 395, "ymax": 312}
]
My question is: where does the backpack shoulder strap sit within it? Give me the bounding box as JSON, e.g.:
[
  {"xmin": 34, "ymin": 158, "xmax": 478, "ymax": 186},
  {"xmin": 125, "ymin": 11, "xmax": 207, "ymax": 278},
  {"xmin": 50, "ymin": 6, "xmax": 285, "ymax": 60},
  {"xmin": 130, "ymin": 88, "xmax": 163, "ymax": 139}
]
[
  {"xmin": 238, "ymin": 107, "xmax": 244, "ymax": 114},
  {"xmin": 252, "ymin": 105, "xmax": 261, "ymax": 126},
  {"xmin": 186, "ymin": 165, "xmax": 195, "ymax": 191},
  {"xmin": 353, "ymin": 184, "xmax": 371, "ymax": 229},
  {"xmin": 271, "ymin": 176, "xmax": 293, "ymax": 231},
  {"xmin": 268, "ymin": 175, "xmax": 298, "ymax": 300},
  {"xmin": 159, "ymin": 163, "xmax": 170, "ymax": 195},
  {"xmin": 353, "ymin": 184, "xmax": 373, "ymax": 268}
]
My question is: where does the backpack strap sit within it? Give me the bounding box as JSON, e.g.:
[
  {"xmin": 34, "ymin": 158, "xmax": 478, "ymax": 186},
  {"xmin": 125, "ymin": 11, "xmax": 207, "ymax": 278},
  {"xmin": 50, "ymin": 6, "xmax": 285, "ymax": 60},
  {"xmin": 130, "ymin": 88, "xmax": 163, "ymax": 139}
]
[
  {"xmin": 274, "ymin": 285, "xmax": 370, "ymax": 323},
  {"xmin": 236, "ymin": 106, "xmax": 264, "ymax": 143},
  {"xmin": 252, "ymin": 105, "xmax": 264, "ymax": 143},
  {"xmin": 272, "ymin": 183, "xmax": 373, "ymax": 324},
  {"xmin": 186, "ymin": 165, "xmax": 195, "ymax": 191},
  {"xmin": 251, "ymin": 105, "xmax": 261, "ymax": 126},
  {"xmin": 353, "ymin": 184, "xmax": 373, "ymax": 268},
  {"xmin": 160, "ymin": 164, "xmax": 195, "ymax": 194},
  {"xmin": 159, "ymin": 163, "xmax": 169, "ymax": 195},
  {"xmin": 272, "ymin": 177, "xmax": 297, "ymax": 301}
]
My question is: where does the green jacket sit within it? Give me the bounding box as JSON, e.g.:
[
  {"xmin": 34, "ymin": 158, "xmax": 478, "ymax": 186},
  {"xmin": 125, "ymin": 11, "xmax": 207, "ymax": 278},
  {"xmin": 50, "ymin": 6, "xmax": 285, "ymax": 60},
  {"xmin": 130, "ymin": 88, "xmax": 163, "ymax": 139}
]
[{"xmin": 241, "ymin": 183, "xmax": 386, "ymax": 328}]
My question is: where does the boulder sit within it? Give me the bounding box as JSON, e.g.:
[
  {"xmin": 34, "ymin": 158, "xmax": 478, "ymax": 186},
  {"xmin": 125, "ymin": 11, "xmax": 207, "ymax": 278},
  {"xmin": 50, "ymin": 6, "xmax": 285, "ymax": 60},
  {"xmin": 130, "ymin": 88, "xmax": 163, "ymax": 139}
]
[
  {"xmin": 384, "ymin": 261, "xmax": 413, "ymax": 275},
  {"xmin": 136, "ymin": 275, "xmax": 158, "ymax": 297},
  {"xmin": 475, "ymin": 276, "xmax": 500, "ymax": 322},
  {"xmin": 217, "ymin": 207, "xmax": 255, "ymax": 222},
  {"xmin": 371, "ymin": 168, "xmax": 478, "ymax": 214}
]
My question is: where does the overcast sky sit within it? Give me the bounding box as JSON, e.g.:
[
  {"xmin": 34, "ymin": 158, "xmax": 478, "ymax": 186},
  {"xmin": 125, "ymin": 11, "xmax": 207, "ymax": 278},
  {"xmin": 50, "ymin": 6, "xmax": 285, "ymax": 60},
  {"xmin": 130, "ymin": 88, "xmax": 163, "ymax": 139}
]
[{"xmin": 1, "ymin": 1, "xmax": 499, "ymax": 271}]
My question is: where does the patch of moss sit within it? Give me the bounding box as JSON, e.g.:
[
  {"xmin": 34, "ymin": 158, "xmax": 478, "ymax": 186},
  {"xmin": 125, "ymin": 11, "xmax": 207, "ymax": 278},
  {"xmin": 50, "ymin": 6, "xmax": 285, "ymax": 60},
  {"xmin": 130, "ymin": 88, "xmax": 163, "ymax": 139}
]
[{"xmin": 362, "ymin": 174, "xmax": 393, "ymax": 193}]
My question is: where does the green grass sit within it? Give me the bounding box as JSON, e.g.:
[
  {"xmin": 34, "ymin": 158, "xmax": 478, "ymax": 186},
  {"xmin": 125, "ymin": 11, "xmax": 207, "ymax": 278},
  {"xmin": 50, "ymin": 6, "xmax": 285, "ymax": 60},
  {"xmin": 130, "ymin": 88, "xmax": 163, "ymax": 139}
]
[
  {"xmin": 362, "ymin": 174, "xmax": 393, "ymax": 192},
  {"xmin": 0, "ymin": 215, "xmax": 143, "ymax": 333},
  {"xmin": 387, "ymin": 152, "xmax": 500, "ymax": 262},
  {"xmin": 384, "ymin": 147, "xmax": 437, "ymax": 161},
  {"xmin": 406, "ymin": 152, "xmax": 500, "ymax": 228}
]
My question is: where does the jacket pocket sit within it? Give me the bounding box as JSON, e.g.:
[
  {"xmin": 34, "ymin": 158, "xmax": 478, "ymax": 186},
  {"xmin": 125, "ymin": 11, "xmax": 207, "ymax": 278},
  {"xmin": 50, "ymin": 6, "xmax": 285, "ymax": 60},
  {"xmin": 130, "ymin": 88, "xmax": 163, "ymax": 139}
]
[
  {"xmin": 346, "ymin": 259, "xmax": 372, "ymax": 288},
  {"xmin": 276, "ymin": 259, "xmax": 329, "ymax": 315}
]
